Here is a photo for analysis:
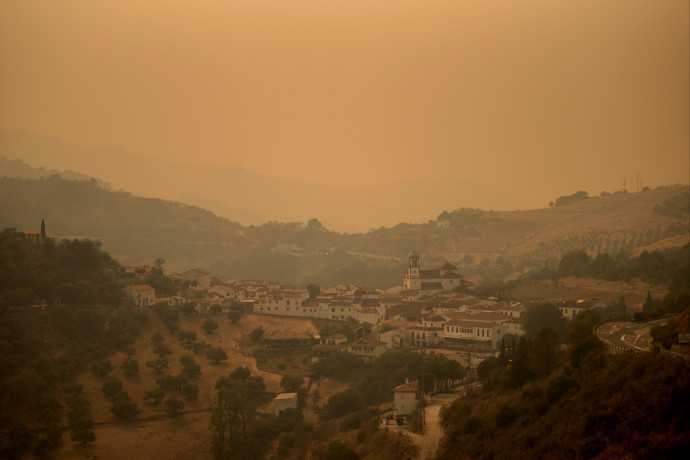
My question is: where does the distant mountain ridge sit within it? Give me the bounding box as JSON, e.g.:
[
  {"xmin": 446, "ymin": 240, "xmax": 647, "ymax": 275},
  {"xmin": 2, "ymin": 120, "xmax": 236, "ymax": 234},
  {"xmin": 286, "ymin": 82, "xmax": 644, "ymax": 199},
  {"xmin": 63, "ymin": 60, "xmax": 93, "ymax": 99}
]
[
  {"xmin": 0, "ymin": 175, "xmax": 687, "ymax": 287},
  {"xmin": 0, "ymin": 156, "xmax": 114, "ymax": 190},
  {"xmin": 0, "ymin": 129, "xmax": 530, "ymax": 232}
]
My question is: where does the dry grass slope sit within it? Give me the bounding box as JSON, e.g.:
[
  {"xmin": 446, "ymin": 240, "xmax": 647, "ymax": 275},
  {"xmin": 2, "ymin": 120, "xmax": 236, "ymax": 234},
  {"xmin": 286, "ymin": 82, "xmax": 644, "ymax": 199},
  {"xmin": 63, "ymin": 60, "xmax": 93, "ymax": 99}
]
[{"xmin": 56, "ymin": 312, "xmax": 319, "ymax": 459}]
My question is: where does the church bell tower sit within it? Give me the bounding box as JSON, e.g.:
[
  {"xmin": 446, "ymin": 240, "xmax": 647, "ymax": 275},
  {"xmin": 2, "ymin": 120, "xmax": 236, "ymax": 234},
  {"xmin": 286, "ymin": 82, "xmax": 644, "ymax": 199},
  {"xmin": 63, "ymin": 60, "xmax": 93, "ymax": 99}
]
[{"xmin": 404, "ymin": 249, "xmax": 421, "ymax": 290}]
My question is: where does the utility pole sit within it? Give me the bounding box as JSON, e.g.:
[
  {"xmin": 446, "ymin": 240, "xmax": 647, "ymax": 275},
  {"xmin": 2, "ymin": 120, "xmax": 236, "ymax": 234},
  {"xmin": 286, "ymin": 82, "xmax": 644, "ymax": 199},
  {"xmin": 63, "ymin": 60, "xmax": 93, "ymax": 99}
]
[{"xmin": 635, "ymin": 173, "xmax": 640, "ymax": 193}]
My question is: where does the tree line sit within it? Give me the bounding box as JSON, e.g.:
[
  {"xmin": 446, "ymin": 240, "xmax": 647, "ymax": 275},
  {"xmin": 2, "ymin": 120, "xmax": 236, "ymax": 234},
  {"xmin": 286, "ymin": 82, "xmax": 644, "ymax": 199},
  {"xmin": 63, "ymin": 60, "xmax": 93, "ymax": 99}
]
[
  {"xmin": 437, "ymin": 309, "xmax": 690, "ymax": 459},
  {"xmin": 0, "ymin": 228, "xmax": 124, "ymax": 308}
]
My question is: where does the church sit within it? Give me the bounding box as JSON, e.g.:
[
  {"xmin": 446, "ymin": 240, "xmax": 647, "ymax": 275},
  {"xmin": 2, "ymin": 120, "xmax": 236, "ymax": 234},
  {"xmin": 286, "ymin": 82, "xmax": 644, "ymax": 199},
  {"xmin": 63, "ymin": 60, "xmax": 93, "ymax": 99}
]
[{"xmin": 403, "ymin": 250, "xmax": 465, "ymax": 292}]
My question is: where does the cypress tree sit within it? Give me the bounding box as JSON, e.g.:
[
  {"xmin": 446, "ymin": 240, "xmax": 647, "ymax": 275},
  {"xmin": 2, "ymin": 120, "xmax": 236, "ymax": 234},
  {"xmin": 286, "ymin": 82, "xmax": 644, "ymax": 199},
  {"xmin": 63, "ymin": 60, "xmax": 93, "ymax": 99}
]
[{"xmin": 40, "ymin": 218, "xmax": 46, "ymax": 238}]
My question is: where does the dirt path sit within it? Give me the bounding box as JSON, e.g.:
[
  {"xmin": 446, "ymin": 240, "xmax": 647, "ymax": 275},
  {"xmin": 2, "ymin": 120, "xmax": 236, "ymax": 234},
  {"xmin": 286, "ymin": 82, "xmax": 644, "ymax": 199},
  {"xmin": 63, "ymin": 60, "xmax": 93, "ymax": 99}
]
[
  {"xmin": 302, "ymin": 378, "xmax": 320, "ymax": 424},
  {"xmin": 409, "ymin": 391, "xmax": 465, "ymax": 459}
]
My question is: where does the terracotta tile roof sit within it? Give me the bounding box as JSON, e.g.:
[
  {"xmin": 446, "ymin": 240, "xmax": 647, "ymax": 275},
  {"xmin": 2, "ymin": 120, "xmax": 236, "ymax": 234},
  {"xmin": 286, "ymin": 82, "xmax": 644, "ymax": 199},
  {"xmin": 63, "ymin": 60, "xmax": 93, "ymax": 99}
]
[
  {"xmin": 361, "ymin": 299, "xmax": 381, "ymax": 308},
  {"xmin": 420, "ymin": 269, "xmax": 441, "ymax": 278},
  {"xmin": 446, "ymin": 311, "xmax": 510, "ymax": 323},
  {"xmin": 283, "ymin": 293, "xmax": 306, "ymax": 298},
  {"xmin": 421, "ymin": 282, "xmax": 443, "ymax": 290},
  {"xmin": 326, "ymin": 333, "xmax": 347, "ymax": 339},
  {"xmin": 439, "ymin": 261, "xmax": 458, "ymax": 271},
  {"xmin": 352, "ymin": 335, "xmax": 387, "ymax": 347},
  {"xmin": 438, "ymin": 300, "xmax": 466, "ymax": 309},
  {"xmin": 425, "ymin": 315, "xmax": 447, "ymax": 322},
  {"xmin": 445, "ymin": 319, "xmax": 498, "ymax": 328},
  {"xmin": 381, "ymin": 296, "xmax": 403, "ymax": 303},
  {"xmin": 313, "ymin": 343, "xmax": 349, "ymax": 351},
  {"xmin": 386, "ymin": 304, "xmax": 424, "ymax": 320},
  {"xmin": 329, "ymin": 301, "xmax": 353, "ymax": 307},
  {"xmin": 264, "ymin": 331, "xmax": 314, "ymax": 341},
  {"xmin": 394, "ymin": 380, "xmax": 420, "ymax": 393},
  {"xmin": 132, "ymin": 284, "xmax": 154, "ymax": 291}
]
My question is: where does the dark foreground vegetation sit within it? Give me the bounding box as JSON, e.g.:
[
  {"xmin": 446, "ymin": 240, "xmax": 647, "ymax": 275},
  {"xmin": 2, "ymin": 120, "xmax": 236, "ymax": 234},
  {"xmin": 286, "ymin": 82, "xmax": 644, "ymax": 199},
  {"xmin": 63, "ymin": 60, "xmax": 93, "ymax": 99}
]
[
  {"xmin": 0, "ymin": 227, "xmax": 124, "ymax": 307},
  {"xmin": 210, "ymin": 365, "xmax": 419, "ymax": 460},
  {"xmin": 312, "ymin": 349, "xmax": 465, "ymax": 412},
  {"xmin": 0, "ymin": 303, "xmax": 148, "ymax": 458},
  {"xmin": 0, "ymin": 232, "xmax": 149, "ymax": 458},
  {"xmin": 438, "ymin": 315, "xmax": 690, "ymax": 459}
]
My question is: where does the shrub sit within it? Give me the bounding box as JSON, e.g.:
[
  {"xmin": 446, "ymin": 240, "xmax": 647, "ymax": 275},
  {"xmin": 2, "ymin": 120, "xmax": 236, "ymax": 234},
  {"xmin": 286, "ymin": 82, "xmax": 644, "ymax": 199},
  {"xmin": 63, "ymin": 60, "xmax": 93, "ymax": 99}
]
[
  {"xmin": 547, "ymin": 374, "xmax": 578, "ymax": 402},
  {"xmin": 151, "ymin": 332, "xmax": 164, "ymax": 344},
  {"xmin": 157, "ymin": 374, "xmax": 187, "ymax": 391},
  {"xmin": 280, "ymin": 375, "xmax": 304, "ymax": 392},
  {"xmin": 206, "ymin": 347, "xmax": 228, "ymax": 363},
  {"xmin": 177, "ymin": 330, "xmax": 197, "ymax": 343},
  {"xmin": 319, "ymin": 389, "xmax": 364, "ymax": 421},
  {"xmin": 91, "ymin": 360, "xmax": 112, "ymax": 377},
  {"xmin": 202, "ymin": 318, "xmax": 218, "ymax": 334},
  {"xmin": 182, "ymin": 362, "xmax": 202, "ymax": 379},
  {"xmin": 146, "ymin": 357, "xmax": 169, "ymax": 373},
  {"xmin": 111, "ymin": 396, "xmax": 139, "ymax": 421},
  {"xmin": 275, "ymin": 407, "xmax": 303, "ymax": 432},
  {"xmin": 153, "ymin": 343, "xmax": 172, "ymax": 357},
  {"xmin": 495, "ymin": 404, "xmax": 520, "ymax": 427},
  {"xmin": 227, "ymin": 310, "xmax": 241, "ymax": 323},
  {"xmin": 251, "ymin": 326, "xmax": 264, "ymax": 342},
  {"xmin": 120, "ymin": 359, "xmax": 139, "ymax": 377},
  {"xmin": 164, "ymin": 396, "xmax": 184, "ymax": 416},
  {"xmin": 181, "ymin": 383, "xmax": 199, "ymax": 401},
  {"xmin": 326, "ymin": 440, "xmax": 359, "ymax": 460},
  {"xmin": 101, "ymin": 378, "xmax": 123, "ymax": 400}
]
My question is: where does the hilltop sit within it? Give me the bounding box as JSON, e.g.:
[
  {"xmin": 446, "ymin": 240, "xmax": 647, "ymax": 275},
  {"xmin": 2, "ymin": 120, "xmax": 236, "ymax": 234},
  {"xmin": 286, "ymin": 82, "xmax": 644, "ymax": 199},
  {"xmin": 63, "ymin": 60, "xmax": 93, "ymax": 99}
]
[
  {"xmin": 0, "ymin": 129, "xmax": 531, "ymax": 232},
  {"xmin": 0, "ymin": 174, "xmax": 687, "ymax": 287},
  {"xmin": 0, "ymin": 176, "xmax": 250, "ymax": 268}
]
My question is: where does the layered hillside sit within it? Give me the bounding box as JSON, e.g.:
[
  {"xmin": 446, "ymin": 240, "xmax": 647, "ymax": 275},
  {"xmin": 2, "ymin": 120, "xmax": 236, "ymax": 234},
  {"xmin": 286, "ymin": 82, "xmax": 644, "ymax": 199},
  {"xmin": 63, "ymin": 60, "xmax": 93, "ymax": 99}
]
[
  {"xmin": 0, "ymin": 176, "xmax": 250, "ymax": 268},
  {"xmin": 335, "ymin": 185, "xmax": 689, "ymax": 265},
  {"xmin": 0, "ymin": 176, "xmax": 687, "ymax": 287}
]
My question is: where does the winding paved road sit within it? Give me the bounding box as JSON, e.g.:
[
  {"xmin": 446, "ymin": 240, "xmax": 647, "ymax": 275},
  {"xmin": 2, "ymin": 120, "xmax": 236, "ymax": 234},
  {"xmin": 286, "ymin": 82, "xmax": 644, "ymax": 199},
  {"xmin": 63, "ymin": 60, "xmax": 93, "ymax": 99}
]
[{"xmin": 596, "ymin": 318, "xmax": 670, "ymax": 352}]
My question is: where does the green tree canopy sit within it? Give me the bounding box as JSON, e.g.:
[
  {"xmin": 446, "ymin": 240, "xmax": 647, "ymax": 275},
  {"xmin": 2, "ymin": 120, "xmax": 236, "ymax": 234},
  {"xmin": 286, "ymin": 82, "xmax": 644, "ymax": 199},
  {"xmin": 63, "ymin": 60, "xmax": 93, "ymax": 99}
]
[
  {"xmin": 280, "ymin": 375, "xmax": 304, "ymax": 392},
  {"xmin": 523, "ymin": 303, "xmax": 566, "ymax": 340},
  {"xmin": 203, "ymin": 318, "xmax": 219, "ymax": 334},
  {"xmin": 207, "ymin": 347, "xmax": 228, "ymax": 363}
]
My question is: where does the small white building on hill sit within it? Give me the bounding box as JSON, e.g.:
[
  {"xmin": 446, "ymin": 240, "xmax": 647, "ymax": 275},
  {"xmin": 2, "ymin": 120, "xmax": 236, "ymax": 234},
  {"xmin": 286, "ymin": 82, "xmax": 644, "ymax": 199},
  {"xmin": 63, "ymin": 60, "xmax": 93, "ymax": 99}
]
[
  {"xmin": 394, "ymin": 379, "xmax": 421, "ymax": 416},
  {"xmin": 123, "ymin": 284, "xmax": 155, "ymax": 307},
  {"xmin": 274, "ymin": 393, "xmax": 298, "ymax": 416}
]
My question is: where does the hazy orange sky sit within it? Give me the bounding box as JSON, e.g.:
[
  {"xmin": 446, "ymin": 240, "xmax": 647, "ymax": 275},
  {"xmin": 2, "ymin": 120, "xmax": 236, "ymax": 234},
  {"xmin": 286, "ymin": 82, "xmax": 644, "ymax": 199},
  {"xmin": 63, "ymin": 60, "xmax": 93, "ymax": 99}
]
[{"xmin": 1, "ymin": 0, "xmax": 688, "ymax": 206}]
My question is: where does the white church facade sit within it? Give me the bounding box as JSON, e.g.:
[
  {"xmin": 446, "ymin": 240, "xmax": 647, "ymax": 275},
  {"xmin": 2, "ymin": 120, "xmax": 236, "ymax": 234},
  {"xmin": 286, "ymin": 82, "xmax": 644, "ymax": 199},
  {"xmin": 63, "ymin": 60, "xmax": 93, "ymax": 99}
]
[{"xmin": 403, "ymin": 250, "xmax": 465, "ymax": 293}]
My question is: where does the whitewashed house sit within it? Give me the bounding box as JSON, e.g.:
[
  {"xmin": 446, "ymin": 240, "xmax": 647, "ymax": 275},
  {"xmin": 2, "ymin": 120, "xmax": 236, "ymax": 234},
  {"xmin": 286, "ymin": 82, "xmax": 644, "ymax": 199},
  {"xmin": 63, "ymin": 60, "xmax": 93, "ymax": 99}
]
[
  {"xmin": 123, "ymin": 284, "xmax": 155, "ymax": 307},
  {"xmin": 394, "ymin": 379, "xmax": 421, "ymax": 416},
  {"xmin": 274, "ymin": 393, "xmax": 298, "ymax": 416}
]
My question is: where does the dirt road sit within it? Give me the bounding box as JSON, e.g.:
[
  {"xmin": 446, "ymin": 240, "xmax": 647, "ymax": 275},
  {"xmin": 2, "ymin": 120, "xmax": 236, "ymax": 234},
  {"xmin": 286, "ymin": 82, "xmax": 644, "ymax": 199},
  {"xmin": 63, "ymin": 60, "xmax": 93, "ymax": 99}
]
[{"xmin": 408, "ymin": 391, "xmax": 465, "ymax": 460}]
